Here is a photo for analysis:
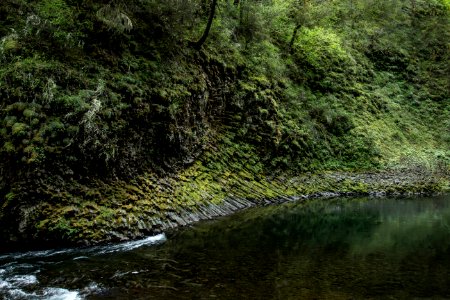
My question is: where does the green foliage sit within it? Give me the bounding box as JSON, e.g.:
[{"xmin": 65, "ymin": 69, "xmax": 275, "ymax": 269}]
[
  {"xmin": 36, "ymin": 0, "xmax": 73, "ymax": 28},
  {"xmin": 0, "ymin": 32, "xmax": 20, "ymax": 57},
  {"xmin": 292, "ymin": 26, "xmax": 371, "ymax": 91},
  {"xmin": 294, "ymin": 26, "xmax": 352, "ymax": 70},
  {"xmin": 3, "ymin": 192, "xmax": 16, "ymax": 208},
  {"xmin": 49, "ymin": 216, "xmax": 79, "ymax": 239},
  {"xmin": 0, "ymin": 0, "xmax": 448, "ymax": 223},
  {"xmin": 96, "ymin": 4, "xmax": 133, "ymax": 33},
  {"xmin": 0, "ymin": 0, "xmax": 448, "ymax": 249}
]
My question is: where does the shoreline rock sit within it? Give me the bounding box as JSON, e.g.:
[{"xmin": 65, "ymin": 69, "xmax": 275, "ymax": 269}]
[{"xmin": 0, "ymin": 168, "xmax": 448, "ymax": 253}]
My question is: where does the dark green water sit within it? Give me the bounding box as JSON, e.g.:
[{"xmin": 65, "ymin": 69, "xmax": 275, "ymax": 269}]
[{"xmin": 1, "ymin": 195, "xmax": 450, "ymax": 299}]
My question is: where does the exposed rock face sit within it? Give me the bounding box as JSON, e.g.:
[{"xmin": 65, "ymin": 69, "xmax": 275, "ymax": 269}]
[
  {"xmin": 1, "ymin": 159, "xmax": 448, "ymax": 250},
  {"xmin": 0, "ymin": 0, "xmax": 448, "ymax": 250}
]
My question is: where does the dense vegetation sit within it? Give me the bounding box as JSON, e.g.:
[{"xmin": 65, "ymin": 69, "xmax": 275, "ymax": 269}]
[{"xmin": 0, "ymin": 0, "xmax": 449, "ymax": 244}]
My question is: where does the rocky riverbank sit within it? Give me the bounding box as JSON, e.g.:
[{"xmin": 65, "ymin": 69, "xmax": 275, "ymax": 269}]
[
  {"xmin": 1, "ymin": 0, "xmax": 448, "ymax": 253},
  {"xmin": 1, "ymin": 157, "xmax": 447, "ymax": 252}
]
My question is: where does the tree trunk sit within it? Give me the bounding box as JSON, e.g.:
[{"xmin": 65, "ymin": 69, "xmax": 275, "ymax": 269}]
[
  {"xmin": 289, "ymin": 24, "xmax": 302, "ymax": 50},
  {"xmin": 192, "ymin": 0, "xmax": 218, "ymax": 50}
]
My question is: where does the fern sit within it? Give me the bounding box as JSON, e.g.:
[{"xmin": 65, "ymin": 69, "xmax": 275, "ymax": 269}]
[{"xmin": 96, "ymin": 4, "xmax": 133, "ymax": 32}]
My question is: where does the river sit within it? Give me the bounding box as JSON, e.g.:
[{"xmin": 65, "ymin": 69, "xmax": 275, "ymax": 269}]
[{"xmin": 1, "ymin": 195, "xmax": 449, "ymax": 299}]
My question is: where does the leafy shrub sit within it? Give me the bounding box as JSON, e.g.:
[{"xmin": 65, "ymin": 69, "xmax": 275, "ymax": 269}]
[
  {"xmin": 36, "ymin": 0, "xmax": 73, "ymax": 28},
  {"xmin": 294, "ymin": 27, "xmax": 351, "ymax": 72},
  {"xmin": 292, "ymin": 26, "xmax": 369, "ymax": 91}
]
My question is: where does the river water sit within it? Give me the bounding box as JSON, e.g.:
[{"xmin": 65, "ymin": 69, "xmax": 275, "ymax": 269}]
[{"xmin": 1, "ymin": 195, "xmax": 449, "ymax": 299}]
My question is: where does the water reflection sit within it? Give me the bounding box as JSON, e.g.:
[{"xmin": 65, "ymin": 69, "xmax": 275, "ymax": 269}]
[
  {"xmin": 159, "ymin": 196, "xmax": 450, "ymax": 299},
  {"xmin": 1, "ymin": 195, "xmax": 450, "ymax": 299}
]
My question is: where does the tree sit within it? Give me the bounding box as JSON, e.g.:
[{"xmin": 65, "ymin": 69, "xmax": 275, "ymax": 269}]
[
  {"xmin": 287, "ymin": 0, "xmax": 320, "ymax": 50},
  {"xmin": 192, "ymin": 0, "xmax": 218, "ymax": 49}
]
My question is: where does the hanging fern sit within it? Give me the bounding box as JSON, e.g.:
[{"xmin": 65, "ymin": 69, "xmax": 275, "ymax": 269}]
[{"xmin": 96, "ymin": 4, "xmax": 133, "ymax": 32}]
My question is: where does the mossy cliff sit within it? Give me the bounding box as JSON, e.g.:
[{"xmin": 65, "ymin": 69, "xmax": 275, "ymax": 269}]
[{"xmin": 0, "ymin": 0, "xmax": 449, "ymax": 247}]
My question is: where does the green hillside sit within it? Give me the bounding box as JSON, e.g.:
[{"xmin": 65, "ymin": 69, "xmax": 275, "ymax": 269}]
[{"xmin": 0, "ymin": 0, "xmax": 448, "ymax": 246}]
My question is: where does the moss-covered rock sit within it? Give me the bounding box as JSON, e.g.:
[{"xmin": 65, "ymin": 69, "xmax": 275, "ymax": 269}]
[{"xmin": 0, "ymin": 0, "xmax": 448, "ymax": 247}]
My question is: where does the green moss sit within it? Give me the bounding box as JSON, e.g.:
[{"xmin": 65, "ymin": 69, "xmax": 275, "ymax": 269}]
[
  {"xmin": 2, "ymin": 141, "xmax": 15, "ymax": 153},
  {"xmin": 23, "ymin": 109, "xmax": 36, "ymax": 118},
  {"xmin": 11, "ymin": 122, "xmax": 28, "ymax": 136},
  {"xmin": 1, "ymin": 35, "xmax": 20, "ymax": 53},
  {"xmin": 36, "ymin": 0, "xmax": 73, "ymax": 28},
  {"xmin": 50, "ymin": 217, "xmax": 79, "ymax": 239},
  {"xmin": 0, "ymin": 0, "xmax": 448, "ymax": 245}
]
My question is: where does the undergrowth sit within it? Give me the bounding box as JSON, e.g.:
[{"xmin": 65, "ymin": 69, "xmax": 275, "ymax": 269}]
[{"xmin": 0, "ymin": 0, "xmax": 448, "ymax": 242}]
